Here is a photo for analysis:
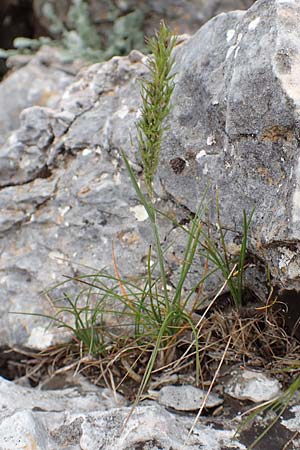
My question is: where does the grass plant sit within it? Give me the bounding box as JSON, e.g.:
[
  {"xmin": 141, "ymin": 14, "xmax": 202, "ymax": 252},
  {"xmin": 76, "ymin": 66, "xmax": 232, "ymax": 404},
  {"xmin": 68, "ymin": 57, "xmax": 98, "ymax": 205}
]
[
  {"xmin": 13, "ymin": 19, "xmax": 295, "ymax": 448},
  {"xmin": 201, "ymin": 205, "xmax": 254, "ymax": 308},
  {"xmin": 121, "ymin": 22, "xmax": 206, "ymax": 401},
  {"xmin": 18, "ymin": 22, "xmax": 256, "ymax": 394}
]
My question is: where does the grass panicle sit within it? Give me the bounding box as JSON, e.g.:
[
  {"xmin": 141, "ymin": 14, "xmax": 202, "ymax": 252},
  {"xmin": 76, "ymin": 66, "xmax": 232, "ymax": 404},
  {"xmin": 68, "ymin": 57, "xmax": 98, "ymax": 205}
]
[{"xmin": 136, "ymin": 21, "xmax": 177, "ymax": 197}]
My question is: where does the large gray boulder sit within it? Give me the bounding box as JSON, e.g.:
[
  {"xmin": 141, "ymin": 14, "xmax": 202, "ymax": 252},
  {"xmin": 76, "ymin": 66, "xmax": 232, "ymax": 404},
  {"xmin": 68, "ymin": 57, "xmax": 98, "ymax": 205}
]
[
  {"xmin": 0, "ymin": 48, "xmax": 187, "ymax": 348},
  {"xmin": 159, "ymin": 0, "xmax": 300, "ymax": 291},
  {"xmin": 1, "ymin": 0, "xmax": 300, "ymax": 349}
]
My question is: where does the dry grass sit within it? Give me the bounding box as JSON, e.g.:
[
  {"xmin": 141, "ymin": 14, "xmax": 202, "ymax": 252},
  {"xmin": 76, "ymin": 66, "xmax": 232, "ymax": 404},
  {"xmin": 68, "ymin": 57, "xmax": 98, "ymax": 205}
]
[{"xmin": 6, "ymin": 295, "xmax": 300, "ymax": 400}]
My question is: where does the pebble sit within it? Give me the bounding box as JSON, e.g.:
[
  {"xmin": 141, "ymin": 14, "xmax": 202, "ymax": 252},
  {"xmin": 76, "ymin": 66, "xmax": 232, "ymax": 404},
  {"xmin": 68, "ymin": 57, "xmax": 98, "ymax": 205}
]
[
  {"xmin": 156, "ymin": 385, "xmax": 223, "ymax": 411},
  {"xmin": 224, "ymin": 369, "xmax": 282, "ymax": 403}
]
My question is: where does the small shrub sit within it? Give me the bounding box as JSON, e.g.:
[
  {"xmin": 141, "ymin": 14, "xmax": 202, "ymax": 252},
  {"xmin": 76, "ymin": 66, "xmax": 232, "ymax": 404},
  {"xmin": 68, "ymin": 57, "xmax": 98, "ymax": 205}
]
[{"xmin": 0, "ymin": 0, "xmax": 146, "ymax": 63}]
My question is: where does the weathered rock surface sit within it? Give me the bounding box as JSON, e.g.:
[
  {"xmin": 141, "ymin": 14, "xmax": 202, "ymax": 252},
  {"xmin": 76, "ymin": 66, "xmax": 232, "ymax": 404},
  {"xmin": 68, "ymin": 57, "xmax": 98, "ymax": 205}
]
[
  {"xmin": 0, "ymin": 374, "xmax": 127, "ymax": 412},
  {"xmin": 0, "ymin": 376, "xmax": 244, "ymax": 450},
  {"xmin": 159, "ymin": 0, "xmax": 300, "ymax": 291},
  {"xmin": 155, "ymin": 384, "xmax": 223, "ymax": 411},
  {"xmin": 224, "ymin": 369, "xmax": 282, "ymax": 403},
  {"xmin": 0, "ymin": 46, "xmax": 82, "ymax": 145},
  {"xmin": 281, "ymin": 404, "xmax": 300, "ymax": 433},
  {"xmin": 1, "ymin": 0, "xmax": 300, "ymax": 347},
  {"xmin": 0, "ymin": 47, "xmax": 188, "ymax": 348},
  {"xmin": 0, "ymin": 375, "xmax": 299, "ymax": 450},
  {"xmin": 0, "ymin": 405, "xmax": 243, "ymax": 450}
]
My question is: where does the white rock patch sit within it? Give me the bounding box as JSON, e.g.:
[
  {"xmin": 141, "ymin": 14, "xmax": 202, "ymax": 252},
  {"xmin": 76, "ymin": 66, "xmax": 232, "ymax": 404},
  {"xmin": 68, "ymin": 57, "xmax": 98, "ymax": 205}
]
[
  {"xmin": 248, "ymin": 17, "xmax": 260, "ymax": 31},
  {"xmin": 226, "ymin": 29, "xmax": 235, "ymax": 42},
  {"xmin": 281, "ymin": 405, "xmax": 300, "ymax": 432},
  {"xmin": 130, "ymin": 204, "xmax": 148, "ymax": 221},
  {"xmin": 225, "ymin": 369, "xmax": 281, "ymax": 403},
  {"xmin": 157, "ymin": 385, "xmax": 223, "ymax": 411}
]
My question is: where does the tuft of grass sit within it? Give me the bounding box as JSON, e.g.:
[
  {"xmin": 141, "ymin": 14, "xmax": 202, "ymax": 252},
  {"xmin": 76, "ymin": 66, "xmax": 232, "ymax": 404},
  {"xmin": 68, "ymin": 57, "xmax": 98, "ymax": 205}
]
[
  {"xmin": 201, "ymin": 204, "xmax": 254, "ymax": 309},
  {"xmin": 18, "ymin": 275, "xmax": 109, "ymax": 357},
  {"xmin": 155, "ymin": 201, "xmax": 254, "ymax": 310},
  {"xmin": 121, "ymin": 22, "xmax": 205, "ymax": 402},
  {"xmin": 17, "ymin": 22, "xmax": 255, "ymax": 398}
]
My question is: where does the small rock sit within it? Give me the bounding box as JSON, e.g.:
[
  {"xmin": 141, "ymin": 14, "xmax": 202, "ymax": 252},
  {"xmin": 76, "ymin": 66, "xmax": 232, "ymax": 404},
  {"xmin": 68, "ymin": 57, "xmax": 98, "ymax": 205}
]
[
  {"xmin": 281, "ymin": 405, "xmax": 300, "ymax": 432},
  {"xmin": 0, "ymin": 376, "xmax": 126, "ymax": 413},
  {"xmin": 128, "ymin": 49, "xmax": 144, "ymax": 63},
  {"xmin": 157, "ymin": 384, "xmax": 223, "ymax": 411},
  {"xmin": 0, "ymin": 410, "xmax": 48, "ymax": 450},
  {"xmin": 224, "ymin": 369, "xmax": 281, "ymax": 403}
]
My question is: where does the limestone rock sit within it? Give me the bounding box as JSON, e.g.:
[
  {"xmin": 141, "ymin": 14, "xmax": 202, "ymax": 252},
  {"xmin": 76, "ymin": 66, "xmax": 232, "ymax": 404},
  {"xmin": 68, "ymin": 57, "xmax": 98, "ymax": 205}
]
[
  {"xmin": 1, "ymin": 0, "xmax": 300, "ymax": 349},
  {"xmin": 0, "ymin": 375, "xmax": 126, "ymax": 412},
  {"xmin": 224, "ymin": 369, "xmax": 282, "ymax": 402},
  {"xmin": 0, "ymin": 51, "xmax": 182, "ymax": 347},
  {"xmin": 281, "ymin": 404, "xmax": 300, "ymax": 433},
  {"xmin": 156, "ymin": 384, "xmax": 223, "ymax": 411},
  {"xmin": 0, "ymin": 374, "xmax": 298, "ymax": 449},
  {"xmin": 0, "ymin": 410, "xmax": 48, "ymax": 450},
  {"xmin": 0, "ymin": 376, "xmax": 246, "ymax": 450},
  {"xmin": 0, "ymin": 46, "xmax": 79, "ymax": 145},
  {"xmin": 159, "ymin": 0, "xmax": 300, "ymax": 291}
]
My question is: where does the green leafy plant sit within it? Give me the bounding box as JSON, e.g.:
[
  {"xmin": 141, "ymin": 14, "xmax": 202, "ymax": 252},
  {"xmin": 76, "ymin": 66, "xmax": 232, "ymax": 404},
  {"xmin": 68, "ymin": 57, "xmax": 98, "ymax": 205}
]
[
  {"xmin": 0, "ymin": 0, "xmax": 147, "ymax": 63},
  {"xmin": 0, "ymin": 0, "xmax": 103, "ymax": 62},
  {"xmin": 122, "ymin": 22, "xmax": 207, "ymax": 398},
  {"xmin": 9, "ymin": 15, "xmax": 298, "ymax": 449},
  {"xmin": 21, "ymin": 275, "xmax": 108, "ymax": 356},
  {"xmin": 22, "ymin": 22, "xmax": 252, "ymax": 378},
  {"xmin": 105, "ymin": 9, "xmax": 147, "ymax": 59},
  {"xmin": 18, "ymin": 21, "xmax": 208, "ymax": 396},
  {"xmin": 0, "ymin": 36, "xmax": 54, "ymax": 59},
  {"xmin": 67, "ymin": 0, "xmax": 102, "ymax": 52}
]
